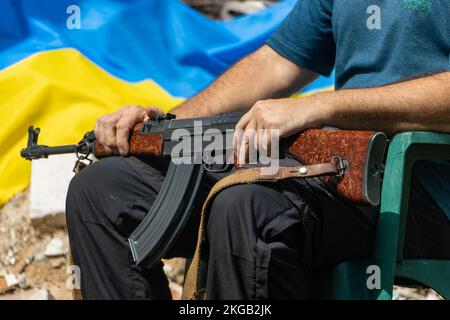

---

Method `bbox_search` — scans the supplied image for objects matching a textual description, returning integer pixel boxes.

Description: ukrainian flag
[0,0,334,206]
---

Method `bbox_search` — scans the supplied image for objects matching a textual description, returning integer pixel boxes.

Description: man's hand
[94,105,163,156]
[233,96,331,164]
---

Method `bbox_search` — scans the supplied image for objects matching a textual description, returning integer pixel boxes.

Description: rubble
[12,261,29,274]
[184,0,276,19]
[33,250,46,262]
[169,282,183,300]
[50,258,66,269]
[0,190,72,299]
[163,258,186,285]
[44,237,67,257]
[221,1,273,20]
[0,276,8,293]
[393,286,442,300]
[1,288,54,300]
[0,272,26,293]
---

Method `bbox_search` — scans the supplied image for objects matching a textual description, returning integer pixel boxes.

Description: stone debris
[163,258,186,285]
[0,272,26,293]
[44,238,67,257]
[163,264,174,274]
[221,1,273,20]
[5,273,21,288]
[6,249,16,266]
[0,276,8,293]
[50,258,65,269]
[393,286,442,300]
[33,250,46,262]
[1,288,54,300]
[169,282,183,300]
[12,261,29,274]
[184,0,277,19]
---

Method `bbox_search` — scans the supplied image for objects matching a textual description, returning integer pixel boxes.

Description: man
[66,0,450,299]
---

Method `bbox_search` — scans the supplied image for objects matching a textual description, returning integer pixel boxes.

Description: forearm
[171,45,318,119]
[320,72,450,135]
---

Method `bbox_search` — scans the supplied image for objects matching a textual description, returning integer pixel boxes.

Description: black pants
[66,157,450,299]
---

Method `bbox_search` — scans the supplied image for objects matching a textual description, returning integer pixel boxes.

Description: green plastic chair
[308,131,450,300]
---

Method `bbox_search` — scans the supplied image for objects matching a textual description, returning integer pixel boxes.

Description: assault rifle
[21,112,387,268]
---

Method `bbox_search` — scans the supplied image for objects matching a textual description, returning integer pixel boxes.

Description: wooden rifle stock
[283,130,387,205]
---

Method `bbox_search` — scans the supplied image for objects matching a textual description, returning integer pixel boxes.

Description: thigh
[207,175,378,270]
[204,177,378,299]
[70,156,220,258]
[68,156,169,236]
[206,182,304,299]
[276,177,379,270]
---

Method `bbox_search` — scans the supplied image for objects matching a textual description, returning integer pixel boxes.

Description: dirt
[0,190,72,299]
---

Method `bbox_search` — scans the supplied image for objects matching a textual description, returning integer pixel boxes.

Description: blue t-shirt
[266,0,450,218]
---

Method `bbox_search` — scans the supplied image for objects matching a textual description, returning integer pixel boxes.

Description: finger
[115,120,132,156]
[101,145,113,155]
[238,120,256,165]
[115,112,146,156]
[146,106,164,119]
[94,119,104,144]
[103,120,118,150]
[230,127,242,165]
[259,128,267,153]
[94,126,110,153]
[96,113,121,146]
[246,124,258,164]
[261,128,272,158]
[253,126,261,152]
[233,111,252,151]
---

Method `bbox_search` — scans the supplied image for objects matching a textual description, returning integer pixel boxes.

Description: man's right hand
[94,105,163,156]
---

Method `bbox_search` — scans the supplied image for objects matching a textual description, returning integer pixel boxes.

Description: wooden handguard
[94,123,164,158]
[283,129,387,205]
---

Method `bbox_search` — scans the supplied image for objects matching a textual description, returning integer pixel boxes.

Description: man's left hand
[233,96,332,164]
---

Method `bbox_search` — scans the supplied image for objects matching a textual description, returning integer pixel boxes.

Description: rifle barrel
[21,144,80,160]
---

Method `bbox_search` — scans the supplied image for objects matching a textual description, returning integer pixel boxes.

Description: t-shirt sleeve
[266,0,335,76]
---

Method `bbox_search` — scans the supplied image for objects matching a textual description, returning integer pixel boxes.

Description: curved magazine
[128,162,204,267]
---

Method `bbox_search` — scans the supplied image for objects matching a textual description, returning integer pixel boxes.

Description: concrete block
[29,154,78,226]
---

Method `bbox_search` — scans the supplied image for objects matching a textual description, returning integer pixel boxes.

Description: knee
[67,158,108,201]
[66,157,121,222]
[68,156,125,194]
[209,184,260,217]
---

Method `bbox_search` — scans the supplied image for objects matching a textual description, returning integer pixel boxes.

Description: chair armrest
[388,131,450,161]
[377,131,450,261]
[373,131,450,299]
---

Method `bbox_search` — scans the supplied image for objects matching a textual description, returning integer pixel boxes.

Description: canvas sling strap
[182,157,346,299]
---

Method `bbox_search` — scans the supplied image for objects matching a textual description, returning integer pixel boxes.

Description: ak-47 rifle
[21,112,387,268]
